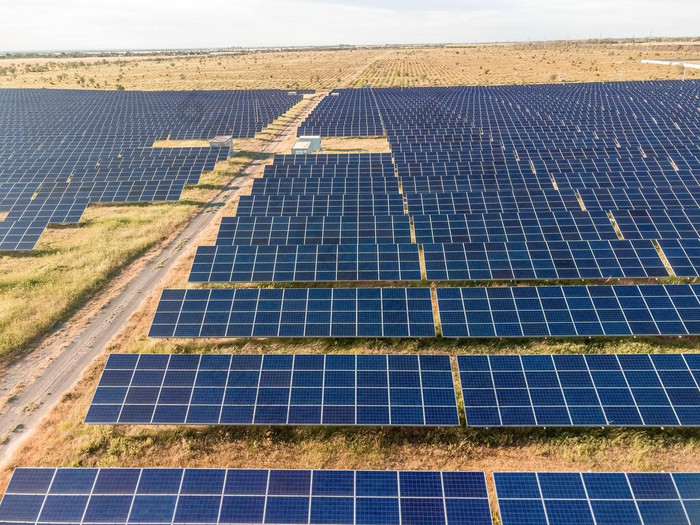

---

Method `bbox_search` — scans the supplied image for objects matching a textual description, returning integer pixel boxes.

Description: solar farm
[1,46,700,525]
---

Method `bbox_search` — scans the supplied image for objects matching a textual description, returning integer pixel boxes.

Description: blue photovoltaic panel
[405,190,583,215]
[85,353,459,426]
[250,177,400,196]
[271,152,392,165]
[412,211,619,244]
[611,209,700,240]
[0,468,493,525]
[423,240,668,281]
[400,174,547,193]
[437,285,700,338]
[495,471,700,525]
[579,186,700,210]
[658,239,700,277]
[149,288,436,338]
[215,216,412,246]
[189,244,422,282]
[235,194,406,216]
[263,163,395,178]
[458,354,700,427]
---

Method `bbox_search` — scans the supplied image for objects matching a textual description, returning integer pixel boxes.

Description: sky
[0,0,698,52]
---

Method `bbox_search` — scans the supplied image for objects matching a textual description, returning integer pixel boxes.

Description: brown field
[2,43,700,517]
[2,43,700,91]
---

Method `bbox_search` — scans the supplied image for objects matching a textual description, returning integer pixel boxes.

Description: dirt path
[0,93,327,467]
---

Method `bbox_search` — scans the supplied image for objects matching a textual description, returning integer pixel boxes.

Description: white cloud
[0,0,697,51]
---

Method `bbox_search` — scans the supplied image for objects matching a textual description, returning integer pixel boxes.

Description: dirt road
[0,93,326,467]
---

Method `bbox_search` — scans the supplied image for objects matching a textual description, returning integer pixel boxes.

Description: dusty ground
[2,42,699,91]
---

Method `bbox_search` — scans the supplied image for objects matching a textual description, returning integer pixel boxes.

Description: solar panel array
[0,89,307,250]
[438,285,700,338]
[0,468,493,525]
[149,288,436,338]
[86,353,459,426]
[189,244,422,282]
[458,353,700,427]
[297,89,384,136]
[150,81,700,339]
[4,467,698,524]
[494,472,700,525]
[423,240,668,280]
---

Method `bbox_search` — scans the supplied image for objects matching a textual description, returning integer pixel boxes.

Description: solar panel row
[458,353,700,427]
[189,243,422,282]
[438,285,700,338]
[150,284,700,339]
[149,288,436,338]
[84,352,700,428]
[423,240,668,280]
[215,216,412,246]
[494,471,700,525]
[0,468,493,525]
[235,194,406,217]
[2,468,698,525]
[85,354,459,426]
[187,239,678,283]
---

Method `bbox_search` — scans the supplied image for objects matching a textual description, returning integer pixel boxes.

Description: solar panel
[579,186,700,210]
[85,353,459,426]
[189,244,422,282]
[215,216,412,246]
[658,239,700,277]
[423,240,668,280]
[406,190,582,215]
[400,174,548,194]
[458,353,700,427]
[250,177,400,196]
[412,211,618,244]
[235,194,406,217]
[271,152,392,165]
[611,209,700,240]
[0,468,493,525]
[494,471,700,525]
[437,285,700,338]
[149,288,436,338]
[263,163,395,178]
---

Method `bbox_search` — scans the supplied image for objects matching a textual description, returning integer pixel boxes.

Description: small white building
[209,136,234,157]
[298,135,322,152]
[292,141,312,155]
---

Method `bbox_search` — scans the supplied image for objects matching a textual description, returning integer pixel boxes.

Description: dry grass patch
[152,139,211,148]
[319,136,392,154]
